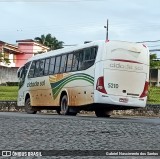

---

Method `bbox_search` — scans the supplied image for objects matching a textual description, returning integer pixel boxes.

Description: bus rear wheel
[95,110,111,118]
[25,98,37,114]
[59,95,77,116]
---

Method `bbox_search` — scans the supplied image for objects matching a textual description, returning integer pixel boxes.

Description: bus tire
[25,98,37,114]
[60,95,77,116]
[60,95,69,115]
[95,110,111,118]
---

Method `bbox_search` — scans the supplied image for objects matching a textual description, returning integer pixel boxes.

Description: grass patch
[0,86,160,104]
[0,86,18,101]
[147,87,160,104]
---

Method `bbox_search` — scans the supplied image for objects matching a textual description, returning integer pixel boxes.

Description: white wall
[0,66,18,84]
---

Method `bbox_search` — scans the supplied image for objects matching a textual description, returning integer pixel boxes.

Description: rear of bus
[94,41,149,109]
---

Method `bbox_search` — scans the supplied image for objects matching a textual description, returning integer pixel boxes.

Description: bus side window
[83,48,93,69]
[84,48,91,61]
[28,61,36,78]
[78,50,84,70]
[19,67,25,87]
[44,58,50,75]
[66,53,73,72]
[49,57,55,75]
[24,62,30,77]
[39,59,45,76]
[72,52,79,71]
[90,47,97,60]
[83,47,97,69]
[54,56,61,74]
[20,67,25,80]
[60,54,67,73]
[34,61,40,77]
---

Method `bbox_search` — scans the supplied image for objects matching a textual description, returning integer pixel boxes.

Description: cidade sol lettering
[110,63,143,71]
[27,81,39,87]
[27,80,45,87]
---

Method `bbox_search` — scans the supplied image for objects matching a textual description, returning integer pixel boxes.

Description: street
[0,112,160,158]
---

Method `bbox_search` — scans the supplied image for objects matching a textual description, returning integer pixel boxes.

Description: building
[16,39,49,67]
[150,68,160,86]
[0,40,22,67]
[0,39,49,84]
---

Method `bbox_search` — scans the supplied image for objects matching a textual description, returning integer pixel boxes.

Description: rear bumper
[94,91,147,108]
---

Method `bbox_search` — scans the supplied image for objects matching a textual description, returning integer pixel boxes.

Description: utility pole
[104,19,109,41]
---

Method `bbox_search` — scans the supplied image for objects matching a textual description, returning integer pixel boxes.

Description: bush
[0,83,7,86]
[147,86,160,104]
[6,82,19,86]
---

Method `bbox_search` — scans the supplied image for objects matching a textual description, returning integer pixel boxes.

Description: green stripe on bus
[51,73,94,89]
[50,73,94,99]
[52,77,94,99]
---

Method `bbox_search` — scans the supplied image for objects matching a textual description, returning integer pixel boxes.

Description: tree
[34,34,64,51]
[150,53,160,68]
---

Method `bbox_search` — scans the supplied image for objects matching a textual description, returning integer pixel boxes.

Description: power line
[150,49,160,51]
[138,40,160,43]
[1,20,160,32]
[0,0,107,2]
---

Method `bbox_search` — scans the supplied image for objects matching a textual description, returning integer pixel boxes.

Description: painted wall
[15,43,48,67]
[0,66,18,84]
[16,44,34,67]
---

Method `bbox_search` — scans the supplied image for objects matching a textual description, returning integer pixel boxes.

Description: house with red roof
[0,39,49,84]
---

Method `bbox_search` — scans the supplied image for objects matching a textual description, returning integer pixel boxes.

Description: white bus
[17,40,149,117]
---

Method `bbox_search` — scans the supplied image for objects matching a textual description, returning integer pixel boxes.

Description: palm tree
[34,34,64,50]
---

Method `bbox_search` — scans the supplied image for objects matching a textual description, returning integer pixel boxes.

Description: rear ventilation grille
[127,93,139,96]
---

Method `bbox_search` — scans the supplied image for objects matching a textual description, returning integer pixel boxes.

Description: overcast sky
[1,0,160,55]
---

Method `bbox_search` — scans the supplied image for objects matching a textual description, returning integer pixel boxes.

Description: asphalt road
[0,112,160,159]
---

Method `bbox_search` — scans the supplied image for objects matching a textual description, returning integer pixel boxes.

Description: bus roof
[26,40,104,63]
[25,40,147,64]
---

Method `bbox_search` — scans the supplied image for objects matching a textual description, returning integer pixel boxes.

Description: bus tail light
[96,76,107,94]
[140,81,149,98]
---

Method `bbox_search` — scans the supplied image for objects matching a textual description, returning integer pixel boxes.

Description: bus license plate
[119,98,128,103]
